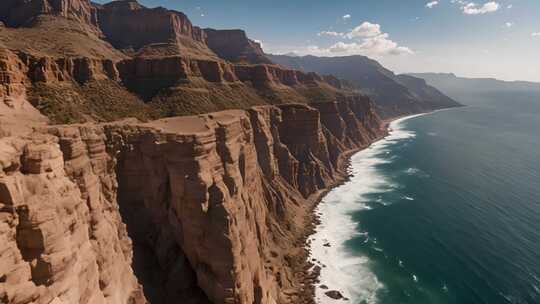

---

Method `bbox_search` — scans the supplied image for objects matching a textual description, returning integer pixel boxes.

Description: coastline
[299,109,446,304]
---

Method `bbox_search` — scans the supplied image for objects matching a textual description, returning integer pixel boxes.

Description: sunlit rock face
[0,101,384,304]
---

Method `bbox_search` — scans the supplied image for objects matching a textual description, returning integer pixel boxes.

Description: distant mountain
[268,54,461,118]
[409,73,540,105]
[394,74,460,110]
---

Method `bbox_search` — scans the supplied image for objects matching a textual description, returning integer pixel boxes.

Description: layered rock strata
[0,101,384,304]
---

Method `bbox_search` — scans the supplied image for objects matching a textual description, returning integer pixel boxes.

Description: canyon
[0,0,457,303]
[0,100,385,304]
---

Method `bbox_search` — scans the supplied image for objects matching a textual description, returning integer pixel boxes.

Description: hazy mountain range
[409,73,540,105]
[269,54,461,118]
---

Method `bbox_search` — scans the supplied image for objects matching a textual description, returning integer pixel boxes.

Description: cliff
[0,0,98,28]
[0,1,442,304]
[0,0,356,124]
[0,43,354,124]
[204,29,272,64]
[96,0,215,59]
[0,101,385,304]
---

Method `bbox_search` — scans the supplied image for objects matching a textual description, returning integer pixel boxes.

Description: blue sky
[95,0,540,81]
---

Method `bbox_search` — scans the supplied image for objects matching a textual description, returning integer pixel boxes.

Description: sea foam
[309,114,423,304]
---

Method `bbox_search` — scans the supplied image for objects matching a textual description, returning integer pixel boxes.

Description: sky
[95,0,540,82]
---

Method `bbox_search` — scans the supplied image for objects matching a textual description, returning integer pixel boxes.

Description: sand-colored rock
[19,54,119,84]
[0,101,384,304]
[204,29,272,65]
[0,0,98,28]
[96,0,210,56]
[0,132,145,304]
[0,48,48,136]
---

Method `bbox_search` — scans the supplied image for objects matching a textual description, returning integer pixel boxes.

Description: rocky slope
[0,99,385,304]
[268,54,461,118]
[0,0,354,125]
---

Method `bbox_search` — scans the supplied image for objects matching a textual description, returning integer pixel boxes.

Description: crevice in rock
[115,148,211,304]
[14,205,52,286]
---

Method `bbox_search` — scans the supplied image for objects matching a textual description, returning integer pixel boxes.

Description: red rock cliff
[204,29,272,64]
[0,0,98,27]
[0,101,384,304]
[96,0,208,53]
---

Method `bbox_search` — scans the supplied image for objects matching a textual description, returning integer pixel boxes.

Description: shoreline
[298,108,450,304]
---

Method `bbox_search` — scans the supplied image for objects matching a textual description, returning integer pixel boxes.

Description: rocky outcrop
[0,100,384,304]
[0,0,98,28]
[0,49,27,104]
[18,53,119,84]
[0,49,48,135]
[116,56,347,100]
[0,131,144,304]
[0,0,359,124]
[0,46,119,86]
[96,0,207,51]
[204,29,272,64]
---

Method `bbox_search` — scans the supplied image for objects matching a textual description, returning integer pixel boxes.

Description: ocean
[310,97,540,304]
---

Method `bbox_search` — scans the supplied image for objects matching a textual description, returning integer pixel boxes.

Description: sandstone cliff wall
[0,0,98,28]
[96,1,206,51]
[0,101,384,304]
[0,46,350,109]
[204,29,271,65]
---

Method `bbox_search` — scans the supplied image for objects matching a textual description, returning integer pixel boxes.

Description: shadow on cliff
[115,150,212,304]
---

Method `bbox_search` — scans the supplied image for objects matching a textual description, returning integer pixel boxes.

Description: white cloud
[505,22,513,28]
[426,1,439,8]
[342,14,351,20]
[532,32,540,37]
[312,22,413,57]
[462,1,500,15]
[507,4,513,9]
[345,22,382,39]
[318,31,345,37]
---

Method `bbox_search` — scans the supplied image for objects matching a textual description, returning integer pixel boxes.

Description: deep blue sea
[310,97,540,304]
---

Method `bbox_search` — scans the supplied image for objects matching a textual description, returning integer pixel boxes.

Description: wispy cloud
[426,1,439,9]
[342,14,351,21]
[532,32,540,37]
[461,1,500,15]
[318,31,345,37]
[504,22,513,28]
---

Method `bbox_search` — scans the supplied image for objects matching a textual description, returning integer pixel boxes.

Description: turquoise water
[311,98,540,304]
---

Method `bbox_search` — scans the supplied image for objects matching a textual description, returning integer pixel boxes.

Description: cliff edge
[1,100,384,304]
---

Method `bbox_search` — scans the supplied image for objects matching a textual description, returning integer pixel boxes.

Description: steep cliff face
[204,29,271,64]
[0,101,384,304]
[0,48,48,135]
[96,0,212,59]
[18,53,119,84]
[0,44,353,123]
[0,130,145,304]
[0,0,364,125]
[0,0,98,28]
